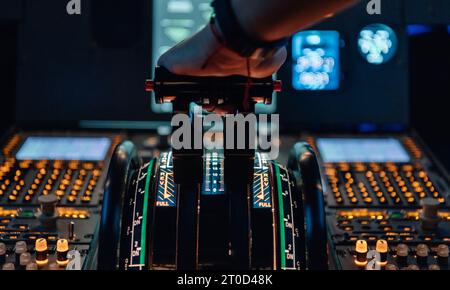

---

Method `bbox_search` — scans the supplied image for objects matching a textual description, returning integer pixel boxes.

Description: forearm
[232,0,359,42]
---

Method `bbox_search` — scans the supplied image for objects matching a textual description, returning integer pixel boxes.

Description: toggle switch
[68,221,76,241]
[35,238,48,267]
[376,239,388,266]
[355,240,368,267]
[57,239,69,267]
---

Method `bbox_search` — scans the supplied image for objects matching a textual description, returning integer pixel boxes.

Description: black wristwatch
[210,0,288,59]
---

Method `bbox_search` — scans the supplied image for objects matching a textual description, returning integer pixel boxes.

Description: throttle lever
[145,66,282,269]
[146,66,281,113]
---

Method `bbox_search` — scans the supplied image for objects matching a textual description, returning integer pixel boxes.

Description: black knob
[420,198,441,231]
[37,194,59,230]
[38,194,58,216]
[437,244,449,267]
[416,244,429,266]
[0,243,6,265]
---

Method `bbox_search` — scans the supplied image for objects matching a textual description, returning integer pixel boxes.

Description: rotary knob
[0,242,6,265]
[37,194,59,230]
[395,243,409,267]
[416,244,429,266]
[437,244,449,267]
[420,198,441,231]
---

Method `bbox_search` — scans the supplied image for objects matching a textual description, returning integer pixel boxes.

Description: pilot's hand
[157,24,287,78]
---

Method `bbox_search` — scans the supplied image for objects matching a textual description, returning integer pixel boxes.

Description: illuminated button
[416,244,429,266]
[57,239,69,267]
[376,239,388,266]
[26,262,38,270]
[81,196,91,203]
[67,196,76,203]
[355,240,368,267]
[35,238,49,266]
[363,197,373,204]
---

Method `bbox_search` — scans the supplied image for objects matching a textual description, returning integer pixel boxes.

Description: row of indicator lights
[338,209,450,221]
[0,207,89,219]
[355,240,449,270]
[340,228,444,243]
[403,138,423,159]
[0,161,102,204]
[365,171,390,204]
[1,135,21,157]
[325,163,444,205]
[0,238,70,270]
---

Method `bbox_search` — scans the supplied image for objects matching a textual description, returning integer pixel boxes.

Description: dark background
[0,0,449,163]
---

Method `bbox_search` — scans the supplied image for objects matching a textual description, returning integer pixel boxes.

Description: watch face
[358,23,398,65]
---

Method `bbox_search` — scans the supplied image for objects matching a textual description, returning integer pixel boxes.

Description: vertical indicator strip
[274,164,298,270]
[274,163,286,269]
[141,159,154,266]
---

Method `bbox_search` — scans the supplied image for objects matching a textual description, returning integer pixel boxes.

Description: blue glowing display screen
[16,137,111,161]
[292,30,340,90]
[358,23,398,65]
[317,138,410,163]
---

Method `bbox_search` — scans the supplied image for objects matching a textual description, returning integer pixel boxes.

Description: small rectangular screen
[292,30,340,90]
[16,137,111,161]
[316,138,410,163]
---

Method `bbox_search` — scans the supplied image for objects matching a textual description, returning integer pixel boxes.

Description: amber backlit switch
[35,238,49,267]
[355,240,368,267]
[57,239,70,267]
[376,239,388,266]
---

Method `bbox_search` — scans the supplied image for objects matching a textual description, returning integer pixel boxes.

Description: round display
[358,24,398,65]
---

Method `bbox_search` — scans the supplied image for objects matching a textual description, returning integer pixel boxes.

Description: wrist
[210,0,288,59]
